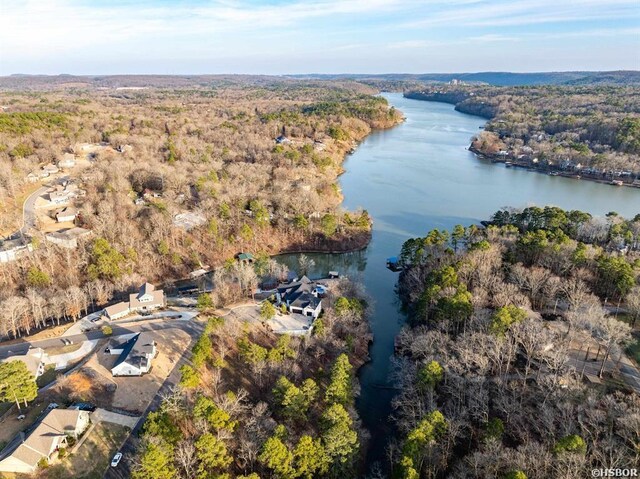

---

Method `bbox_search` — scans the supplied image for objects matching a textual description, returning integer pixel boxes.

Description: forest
[0,78,401,339]
[130,276,373,479]
[388,206,640,478]
[405,85,640,177]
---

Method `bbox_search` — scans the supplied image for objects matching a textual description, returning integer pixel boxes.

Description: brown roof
[0,409,85,470]
[104,301,130,317]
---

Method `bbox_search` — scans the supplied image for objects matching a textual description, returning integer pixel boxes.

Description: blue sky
[0,0,639,75]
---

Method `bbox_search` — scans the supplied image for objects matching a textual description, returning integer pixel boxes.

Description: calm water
[278,93,640,473]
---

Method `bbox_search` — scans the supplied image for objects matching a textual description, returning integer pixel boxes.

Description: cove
[276,92,640,473]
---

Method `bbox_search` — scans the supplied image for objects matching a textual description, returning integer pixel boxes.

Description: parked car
[17,414,25,421]
[70,402,96,412]
[47,403,59,410]
[111,452,123,467]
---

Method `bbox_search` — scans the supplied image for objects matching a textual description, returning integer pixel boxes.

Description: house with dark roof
[275,276,323,319]
[0,409,89,473]
[106,333,156,376]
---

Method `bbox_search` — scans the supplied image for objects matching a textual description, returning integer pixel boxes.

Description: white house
[42,163,59,176]
[106,333,157,376]
[0,239,33,263]
[45,227,91,249]
[103,282,165,320]
[55,207,77,223]
[129,282,165,313]
[58,153,76,169]
[1,348,48,379]
[0,409,89,474]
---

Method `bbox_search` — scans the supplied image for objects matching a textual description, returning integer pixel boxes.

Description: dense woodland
[129,277,372,479]
[0,79,401,338]
[406,85,640,176]
[389,206,640,478]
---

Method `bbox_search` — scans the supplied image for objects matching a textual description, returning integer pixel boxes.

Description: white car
[111,452,123,467]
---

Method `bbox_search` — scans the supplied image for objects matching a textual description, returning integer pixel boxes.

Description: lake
[276,92,640,473]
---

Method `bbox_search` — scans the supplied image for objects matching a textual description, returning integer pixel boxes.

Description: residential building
[42,163,59,176]
[0,409,90,474]
[104,301,130,320]
[45,227,91,249]
[103,282,165,320]
[275,275,323,319]
[55,207,77,223]
[58,153,76,169]
[1,348,48,379]
[0,239,33,263]
[129,282,165,312]
[106,333,157,376]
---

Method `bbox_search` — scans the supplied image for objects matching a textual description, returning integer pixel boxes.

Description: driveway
[93,408,140,429]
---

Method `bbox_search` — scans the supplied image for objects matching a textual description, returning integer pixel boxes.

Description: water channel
[276,92,640,473]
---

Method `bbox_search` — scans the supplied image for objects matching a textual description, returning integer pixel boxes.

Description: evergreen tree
[0,361,38,410]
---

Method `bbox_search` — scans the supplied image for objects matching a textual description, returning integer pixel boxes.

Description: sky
[0,0,639,75]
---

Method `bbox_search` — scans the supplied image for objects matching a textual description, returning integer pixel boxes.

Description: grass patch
[45,342,83,356]
[43,422,129,479]
[36,365,60,389]
[626,333,640,366]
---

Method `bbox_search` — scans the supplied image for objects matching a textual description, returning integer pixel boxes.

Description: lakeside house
[106,333,157,376]
[275,275,323,319]
[0,409,90,474]
[103,282,165,320]
[0,348,48,379]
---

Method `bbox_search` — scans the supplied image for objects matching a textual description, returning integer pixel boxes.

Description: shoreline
[404,93,640,190]
[469,146,640,189]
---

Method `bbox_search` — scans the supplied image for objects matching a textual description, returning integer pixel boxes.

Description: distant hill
[1,71,639,90]
[291,71,640,86]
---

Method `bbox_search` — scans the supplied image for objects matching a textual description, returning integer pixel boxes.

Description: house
[58,153,76,169]
[0,409,90,474]
[25,172,39,183]
[103,282,165,320]
[48,185,72,205]
[1,348,48,379]
[45,227,91,249]
[106,333,156,376]
[275,275,323,319]
[42,163,59,176]
[104,301,130,320]
[55,207,77,223]
[129,282,165,313]
[0,238,33,263]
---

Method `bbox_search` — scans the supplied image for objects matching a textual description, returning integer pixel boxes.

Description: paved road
[19,185,48,235]
[103,320,204,479]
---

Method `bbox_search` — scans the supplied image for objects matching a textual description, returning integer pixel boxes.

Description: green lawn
[36,365,59,389]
